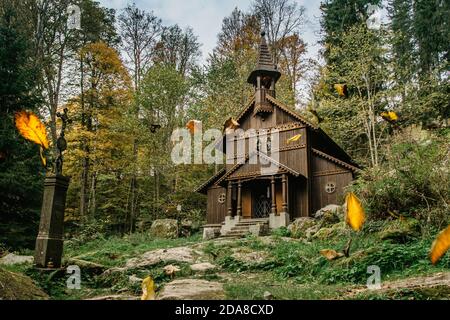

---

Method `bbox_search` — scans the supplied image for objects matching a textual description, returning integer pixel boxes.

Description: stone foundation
[269,212,290,229]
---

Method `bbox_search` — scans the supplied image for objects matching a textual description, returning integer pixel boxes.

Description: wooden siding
[206,186,227,224]
[289,176,308,218]
[311,155,353,213]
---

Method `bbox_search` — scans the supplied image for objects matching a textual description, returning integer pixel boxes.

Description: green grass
[223,272,349,300]
[3,225,449,300]
[64,232,202,267]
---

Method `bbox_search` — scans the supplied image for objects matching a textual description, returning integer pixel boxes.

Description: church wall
[311,155,353,213]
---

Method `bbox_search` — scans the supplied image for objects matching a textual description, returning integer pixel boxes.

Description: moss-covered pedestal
[34,174,70,269]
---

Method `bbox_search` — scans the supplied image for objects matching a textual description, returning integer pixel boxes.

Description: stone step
[235,221,268,225]
[230,226,252,231]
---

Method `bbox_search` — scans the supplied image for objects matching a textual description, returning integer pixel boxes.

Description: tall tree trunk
[79,57,89,217]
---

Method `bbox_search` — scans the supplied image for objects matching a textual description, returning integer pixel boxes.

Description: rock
[125,247,202,269]
[150,219,179,239]
[305,225,321,240]
[315,204,343,222]
[313,222,348,240]
[287,217,317,238]
[164,264,181,277]
[378,218,420,243]
[263,291,274,300]
[320,249,345,261]
[66,258,106,274]
[157,279,225,300]
[128,275,142,284]
[86,294,139,300]
[0,253,33,266]
[203,226,221,240]
[0,268,49,300]
[180,220,193,237]
[190,262,217,272]
[232,248,269,264]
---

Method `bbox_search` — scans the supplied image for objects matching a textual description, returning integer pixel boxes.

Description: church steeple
[248,31,281,117]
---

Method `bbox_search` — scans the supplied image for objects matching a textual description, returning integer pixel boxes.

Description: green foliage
[271,227,291,237]
[349,132,450,228]
[0,7,43,249]
[320,0,382,64]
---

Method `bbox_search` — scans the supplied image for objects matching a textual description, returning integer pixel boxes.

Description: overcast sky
[98,0,324,64]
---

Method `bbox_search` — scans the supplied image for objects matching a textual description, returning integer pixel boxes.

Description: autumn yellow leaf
[15,111,49,149]
[163,264,181,277]
[186,120,202,134]
[320,249,344,261]
[141,276,156,300]
[345,192,365,231]
[430,225,450,265]
[223,117,240,131]
[381,111,398,122]
[287,134,302,144]
[334,84,348,97]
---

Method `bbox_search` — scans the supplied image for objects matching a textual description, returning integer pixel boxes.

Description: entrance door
[252,183,271,218]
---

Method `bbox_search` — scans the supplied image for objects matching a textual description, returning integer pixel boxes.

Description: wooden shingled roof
[247,31,281,85]
[195,167,226,194]
[312,148,359,172]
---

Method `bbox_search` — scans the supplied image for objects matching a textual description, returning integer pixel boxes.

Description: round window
[218,193,226,204]
[325,182,336,194]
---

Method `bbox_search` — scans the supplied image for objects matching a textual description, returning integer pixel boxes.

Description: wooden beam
[226,181,233,217]
[236,180,242,217]
[271,176,277,215]
[281,174,288,214]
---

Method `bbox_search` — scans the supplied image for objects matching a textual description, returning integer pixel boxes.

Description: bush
[349,132,450,229]
[271,227,291,237]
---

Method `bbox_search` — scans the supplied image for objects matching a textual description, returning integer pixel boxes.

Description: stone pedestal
[269,212,290,229]
[34,175,70,269]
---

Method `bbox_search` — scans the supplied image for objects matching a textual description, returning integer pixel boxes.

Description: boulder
[305,225,321,240]
[313,222,348,240]
[0,268,49,300]
[150,219,179,239]
[125,247,201,269]
[231,248,270,264]
[157,279,225,300]
[0,253,33,266]
[66,258,106,275]
[287,217,317,238]
[190,262,217,272]
[128,275,142,284]
[314,204,342,225]
[378,218,420,243]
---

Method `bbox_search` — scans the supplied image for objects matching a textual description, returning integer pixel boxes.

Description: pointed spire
[247,31,281,85]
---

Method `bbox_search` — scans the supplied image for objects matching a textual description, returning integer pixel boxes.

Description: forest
[0,0,449,301]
